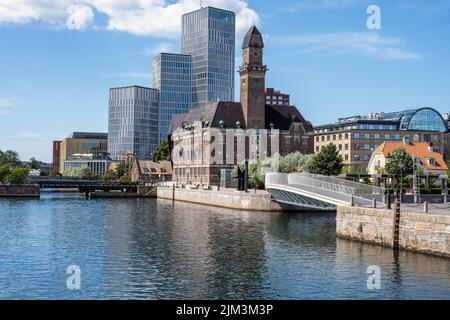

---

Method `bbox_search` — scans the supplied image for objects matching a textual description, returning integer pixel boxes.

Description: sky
[0,0,450,162]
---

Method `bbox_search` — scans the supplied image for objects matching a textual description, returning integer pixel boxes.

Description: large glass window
[401,108,447,132]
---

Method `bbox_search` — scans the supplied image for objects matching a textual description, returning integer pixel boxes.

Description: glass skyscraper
[108,86,159,160]
[152,53,192,142]
[182,6,235,107]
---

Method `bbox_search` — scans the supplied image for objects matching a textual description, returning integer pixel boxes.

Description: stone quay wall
[336,205,450,257]
[157,186,300,212]
[0,184,40,198]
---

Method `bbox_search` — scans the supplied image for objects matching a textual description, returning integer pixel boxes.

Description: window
[345,144,349,150]
[364,144,370,150]
[364,133,370,139]
[374,133,380,139]
[384,134,390,140]
[394,134,400,140]
[354,133,360,139]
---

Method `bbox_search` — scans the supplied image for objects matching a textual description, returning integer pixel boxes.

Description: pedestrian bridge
[265,172,386,211]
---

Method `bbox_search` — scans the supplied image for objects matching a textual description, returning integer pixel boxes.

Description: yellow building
[57,132,108,174]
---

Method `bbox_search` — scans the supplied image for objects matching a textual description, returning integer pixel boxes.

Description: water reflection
[0,195,449,299]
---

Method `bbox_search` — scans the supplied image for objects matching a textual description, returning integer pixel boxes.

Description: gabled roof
[265,105,314,131]
[242,26,264,49]
[169,101,245,131]
[374,141,448,172]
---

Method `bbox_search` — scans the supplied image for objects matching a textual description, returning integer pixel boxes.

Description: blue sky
[0,0,449,162]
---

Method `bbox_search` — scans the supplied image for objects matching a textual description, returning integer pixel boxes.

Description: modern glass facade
[152,53,192,142]
[182,6,235,107]
[108,86,159,160]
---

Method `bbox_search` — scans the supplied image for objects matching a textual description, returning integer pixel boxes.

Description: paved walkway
[401,203,450,215]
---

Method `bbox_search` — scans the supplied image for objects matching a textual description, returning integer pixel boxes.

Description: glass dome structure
[382,107,447,133]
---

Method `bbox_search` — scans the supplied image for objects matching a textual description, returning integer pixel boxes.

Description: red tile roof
[375,141,448,172]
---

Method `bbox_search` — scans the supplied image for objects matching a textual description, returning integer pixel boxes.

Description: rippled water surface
[0,193,449,299]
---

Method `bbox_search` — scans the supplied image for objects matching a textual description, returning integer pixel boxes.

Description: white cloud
[66,4,94,30]
[142,42,176,56]
[103,72,151,78]
[0,97,18,108]
[280,0,366,12]
[270,32,421,61]
[0,0,259,37]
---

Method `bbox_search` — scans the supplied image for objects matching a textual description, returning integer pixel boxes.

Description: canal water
[0,193,449,300]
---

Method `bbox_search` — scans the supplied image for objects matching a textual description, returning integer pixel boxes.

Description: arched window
[400,108,447,132]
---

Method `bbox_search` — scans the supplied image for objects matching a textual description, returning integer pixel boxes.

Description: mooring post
[392,198,401,250]
[172,184,175,203]
[423,201,428,213]
[350,195,354,207]
[373,198,377,208]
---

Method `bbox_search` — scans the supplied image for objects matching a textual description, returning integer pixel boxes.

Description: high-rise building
[265,88,290,108]
[52,140,62,173]
[182,6,235,107]
[152,53,192,142]
[108,86,159,160]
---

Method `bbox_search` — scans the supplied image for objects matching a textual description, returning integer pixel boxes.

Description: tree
[100,170,117,182]
[119,175,131,183]
[307,143,343,176]
[115,160,131,178]
[385,147,413,179]
[153,140,171,161]
[29,157,43,170]
[0,164,12,183]
[80,167,96,180]
[0,150,21,166]
[5,167,29,184]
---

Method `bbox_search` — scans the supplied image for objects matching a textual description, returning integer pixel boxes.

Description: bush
[119,175,131,183]
[5,167,29,184]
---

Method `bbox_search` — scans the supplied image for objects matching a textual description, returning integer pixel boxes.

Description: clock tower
[239,26,267,129]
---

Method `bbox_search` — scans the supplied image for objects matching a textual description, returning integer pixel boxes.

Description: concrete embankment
[336,205,450,257]
[0,185,40,198]
[157,186,301,212]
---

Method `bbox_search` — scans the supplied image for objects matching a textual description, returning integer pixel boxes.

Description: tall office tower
[153,53,192,142]
[182,6,235,107]
[108,86,159,160]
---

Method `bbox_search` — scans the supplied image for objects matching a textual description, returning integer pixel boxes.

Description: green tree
[278,152,313,173]
[0,150,21,166]
[81,167,96,180]
[153,140,171,161]
[5,167,29,184]
[307,143,343,176]
[115,160,132,178]
[0,164,12,183]
[100,170,117,182]
[29,157,43,170]
[119,175,131,183]
[385,147,413,179]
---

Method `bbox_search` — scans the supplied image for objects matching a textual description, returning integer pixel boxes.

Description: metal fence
[266,172,386,207]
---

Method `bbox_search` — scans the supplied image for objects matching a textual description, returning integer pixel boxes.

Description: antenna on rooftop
[200,0,203,8]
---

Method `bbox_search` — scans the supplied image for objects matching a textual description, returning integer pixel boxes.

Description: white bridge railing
[266,172,386,207]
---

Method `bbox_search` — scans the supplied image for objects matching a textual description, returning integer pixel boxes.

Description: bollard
[350,195,354,207]
[423,201,428,213]
[373,198,377,208]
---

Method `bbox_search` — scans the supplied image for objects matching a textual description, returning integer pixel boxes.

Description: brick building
[265,88,290,107]
[169,26,314,186]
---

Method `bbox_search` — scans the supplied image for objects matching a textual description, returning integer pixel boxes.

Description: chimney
[428,142,434,152]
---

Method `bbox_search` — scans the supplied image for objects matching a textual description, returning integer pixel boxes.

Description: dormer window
[427,158,436,166]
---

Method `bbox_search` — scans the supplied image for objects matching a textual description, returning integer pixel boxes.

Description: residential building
[170,26,314,186]
[152,53,192,142]
[108,86,159,160]
[63,153,115,177]
[314,108,448,171]
[265,88,290,107]
[181,6,235,107]
[52,140,62,173]
[130,159,173,183]
[58,132,108,174]
[367,140,449,175]
[443,112,450,161]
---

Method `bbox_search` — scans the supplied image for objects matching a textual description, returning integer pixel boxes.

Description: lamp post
[386,152,392,209]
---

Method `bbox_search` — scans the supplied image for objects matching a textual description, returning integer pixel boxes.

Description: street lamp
[386,152,392,209]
